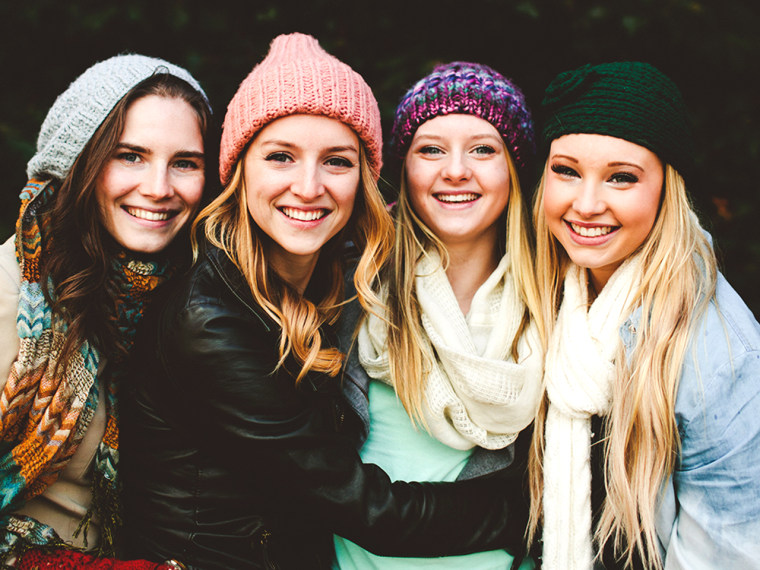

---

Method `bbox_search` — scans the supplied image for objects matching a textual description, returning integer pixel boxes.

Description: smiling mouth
[280,207,328,221]
[568,221,618,237]
[125,207,177,221]
[434,192,480,204]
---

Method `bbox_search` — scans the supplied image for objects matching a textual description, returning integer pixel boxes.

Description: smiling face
[243,114,360,284]
[95,94,205,254]
[404,114,510,252]
[543,133,664,290]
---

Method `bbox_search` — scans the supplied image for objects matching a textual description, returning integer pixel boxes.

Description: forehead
[413,113,501,139]
[550,133,661,167]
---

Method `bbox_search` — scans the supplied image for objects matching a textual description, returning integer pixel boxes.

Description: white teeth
[436,193,479,203]
[282,207,326,221]
[126,207,171,221]
[570,222,614,237]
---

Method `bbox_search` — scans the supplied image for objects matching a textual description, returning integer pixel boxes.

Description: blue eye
[550,163,579,178]
[418,145,443,155]
[117,152,140,163]
[473,145,496,155]
[174,159,202,170]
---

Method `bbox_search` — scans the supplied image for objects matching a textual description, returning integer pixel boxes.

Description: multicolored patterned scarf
[0,179,175,561]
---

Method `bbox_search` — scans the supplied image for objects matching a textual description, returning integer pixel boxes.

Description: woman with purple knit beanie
[333,62,543,568]
[121,35,532,570]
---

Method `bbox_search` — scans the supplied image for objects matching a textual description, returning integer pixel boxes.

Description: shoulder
[0,235,20,392]
[674,272,760,467]
[0,235,20,291]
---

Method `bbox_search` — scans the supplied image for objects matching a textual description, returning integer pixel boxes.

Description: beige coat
[0,235,105,548]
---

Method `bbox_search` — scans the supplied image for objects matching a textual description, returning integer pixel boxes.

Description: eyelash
[473,145,496,155]
[117,152,140,163]
[550,163,578,177]
[266,152,292,163]
[609,172,639,184]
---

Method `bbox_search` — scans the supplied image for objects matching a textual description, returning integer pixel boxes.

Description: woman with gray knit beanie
[530,61,760,569]
[0,53,211,568]
[333,61,543,569]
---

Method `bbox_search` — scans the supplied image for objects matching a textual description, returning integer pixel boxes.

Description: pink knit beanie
[219,33,382,185]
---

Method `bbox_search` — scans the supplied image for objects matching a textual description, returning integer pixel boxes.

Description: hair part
[41,72,211,373]
[386,148,546,425]
[528,164,717,569]
[193,142,393,383]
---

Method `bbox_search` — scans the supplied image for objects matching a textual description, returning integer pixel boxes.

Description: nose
[442,152,472,183]
[140,166,175,200]
[291,163,325,200]
[572,182,606,217]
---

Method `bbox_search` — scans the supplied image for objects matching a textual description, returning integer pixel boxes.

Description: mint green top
[333,381,532,569]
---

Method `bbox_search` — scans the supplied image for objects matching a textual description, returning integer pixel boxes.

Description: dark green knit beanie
[541,61,694,178]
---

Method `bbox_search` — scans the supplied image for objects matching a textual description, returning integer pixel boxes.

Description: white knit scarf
[542,256,642,569]
[358,249,543,450]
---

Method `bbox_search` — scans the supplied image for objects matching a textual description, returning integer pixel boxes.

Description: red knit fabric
[16,549,176,569]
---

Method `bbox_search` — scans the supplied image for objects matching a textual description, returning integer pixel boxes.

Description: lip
[433,191,481,208]
[278,206,331,227]
[563,219,620,245]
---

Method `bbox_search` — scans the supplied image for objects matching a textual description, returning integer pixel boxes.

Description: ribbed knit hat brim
[219,33,382,185]
[541,62,693,178]
[27,54,209,182]
[389,61,535,176]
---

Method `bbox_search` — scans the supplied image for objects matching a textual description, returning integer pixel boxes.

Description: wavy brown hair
[193,142,393,383]
[41,73,211,372]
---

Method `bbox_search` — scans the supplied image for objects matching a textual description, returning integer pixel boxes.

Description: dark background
[1,0,757,317]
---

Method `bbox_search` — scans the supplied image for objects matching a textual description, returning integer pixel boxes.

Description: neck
[270,250,319,295]
[444,237,501,315]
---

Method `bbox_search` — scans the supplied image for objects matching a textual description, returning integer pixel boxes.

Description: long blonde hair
[529,164,717,568]
[386,149,545,424]
[192,144,393,384]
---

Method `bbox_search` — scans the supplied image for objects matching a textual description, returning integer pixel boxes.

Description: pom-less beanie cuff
[389,61,536,176]
[541,61,693,178]
[26,54,209,182]
[218,33,382,185]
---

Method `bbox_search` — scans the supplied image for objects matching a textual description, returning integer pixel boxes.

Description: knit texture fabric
[219,33,382,184]
[26,54,208,182]
[542,257,642,570]
[358,249,544,450]
[541,61,693,178]
[389,61,535,176]
[0,180,174,561]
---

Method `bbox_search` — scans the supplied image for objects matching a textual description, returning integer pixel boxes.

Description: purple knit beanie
[390,61,535,174]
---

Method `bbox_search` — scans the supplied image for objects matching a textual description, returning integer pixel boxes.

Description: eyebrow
[116,142,204,159]
[550,154,579,163]
[608,161,643,170]
[414,133,501,142]
[260,140,359,154]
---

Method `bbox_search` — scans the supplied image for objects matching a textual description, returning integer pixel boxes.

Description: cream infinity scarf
[358,249,543,450]
[542,256,642,569]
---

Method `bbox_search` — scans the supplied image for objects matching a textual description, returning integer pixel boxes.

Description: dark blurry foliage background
[1,0,757,316]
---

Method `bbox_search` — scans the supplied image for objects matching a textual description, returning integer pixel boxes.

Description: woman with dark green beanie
[529,61,760,569]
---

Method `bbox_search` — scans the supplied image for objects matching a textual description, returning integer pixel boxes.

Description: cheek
[179,177,205,210]
[542,183,567,232]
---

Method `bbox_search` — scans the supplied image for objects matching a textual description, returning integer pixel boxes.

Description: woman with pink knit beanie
[120,33,529,569]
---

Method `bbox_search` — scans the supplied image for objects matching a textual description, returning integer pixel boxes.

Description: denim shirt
[620,272,760,569]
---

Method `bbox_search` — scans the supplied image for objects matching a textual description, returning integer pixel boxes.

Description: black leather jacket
[120,242,529,570]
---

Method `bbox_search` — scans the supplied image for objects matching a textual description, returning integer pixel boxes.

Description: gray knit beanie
[26,53,209,181]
